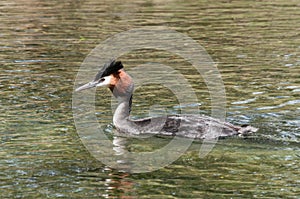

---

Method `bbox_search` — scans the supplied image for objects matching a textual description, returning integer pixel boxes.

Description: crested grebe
[75,59,258,139]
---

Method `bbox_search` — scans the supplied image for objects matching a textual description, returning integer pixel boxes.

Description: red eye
[99,78,105,83]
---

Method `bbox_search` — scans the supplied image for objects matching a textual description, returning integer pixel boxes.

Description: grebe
[75,59,258,139]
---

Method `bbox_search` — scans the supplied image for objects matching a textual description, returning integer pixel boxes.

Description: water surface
[0,0,299,198]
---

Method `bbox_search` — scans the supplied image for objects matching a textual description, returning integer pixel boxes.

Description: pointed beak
[75,81,98,92]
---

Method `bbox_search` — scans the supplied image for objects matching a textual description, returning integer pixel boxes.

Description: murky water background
[1,0,299,198]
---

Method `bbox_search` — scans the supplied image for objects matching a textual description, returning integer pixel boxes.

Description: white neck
[113,98,130,123]
[113,96,138,134]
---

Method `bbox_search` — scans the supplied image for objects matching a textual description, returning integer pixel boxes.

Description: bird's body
[76,59,258,139]
[119,114,256,139]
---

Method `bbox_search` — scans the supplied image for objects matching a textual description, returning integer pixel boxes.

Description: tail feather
[238,125,258,135]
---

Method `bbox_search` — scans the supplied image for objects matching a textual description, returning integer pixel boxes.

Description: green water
[1,0,299,198]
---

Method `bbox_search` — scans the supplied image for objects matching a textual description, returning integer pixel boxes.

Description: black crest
[94,59,123,80]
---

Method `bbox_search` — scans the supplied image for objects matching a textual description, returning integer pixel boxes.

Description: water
[1,0,299,198]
